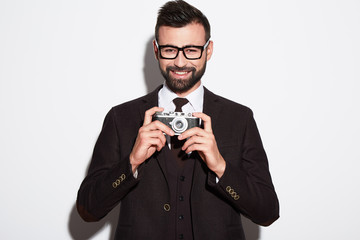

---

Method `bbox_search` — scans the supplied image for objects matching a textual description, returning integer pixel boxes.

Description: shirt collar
[158,81,204,113]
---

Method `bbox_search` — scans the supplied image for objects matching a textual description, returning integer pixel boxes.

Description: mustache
[166,66,196,72]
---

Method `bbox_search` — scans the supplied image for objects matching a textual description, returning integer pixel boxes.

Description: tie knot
[173,97,189,112]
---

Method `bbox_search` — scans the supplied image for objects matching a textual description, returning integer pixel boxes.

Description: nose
[174,50,187,68]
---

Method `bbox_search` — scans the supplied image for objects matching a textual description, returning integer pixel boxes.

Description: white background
[1,0,359,239]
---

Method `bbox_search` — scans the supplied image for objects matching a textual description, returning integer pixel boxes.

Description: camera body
[153,112,200,135]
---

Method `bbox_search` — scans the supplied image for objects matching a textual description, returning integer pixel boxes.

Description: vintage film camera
[153,112,200,135]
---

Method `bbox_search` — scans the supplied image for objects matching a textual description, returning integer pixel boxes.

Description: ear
[206,40,213,61]
[153,40,159,60]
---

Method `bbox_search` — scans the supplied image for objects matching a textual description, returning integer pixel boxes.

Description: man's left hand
[178,112,226,178]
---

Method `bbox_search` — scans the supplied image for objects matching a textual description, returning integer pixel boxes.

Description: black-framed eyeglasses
[155,39,210,60]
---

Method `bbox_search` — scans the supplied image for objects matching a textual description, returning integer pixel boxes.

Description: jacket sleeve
[207,108,279,226]
[76,108,139,222]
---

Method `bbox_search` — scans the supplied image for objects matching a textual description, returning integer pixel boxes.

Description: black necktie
[173,97,189,112]
[171,98,189,167]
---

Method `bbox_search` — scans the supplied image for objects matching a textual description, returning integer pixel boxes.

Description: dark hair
[155,0,211,42]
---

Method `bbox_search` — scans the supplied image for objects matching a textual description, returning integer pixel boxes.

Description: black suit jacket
[77,86,279,240]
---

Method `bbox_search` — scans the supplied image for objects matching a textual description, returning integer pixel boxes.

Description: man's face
[154,23,213,95]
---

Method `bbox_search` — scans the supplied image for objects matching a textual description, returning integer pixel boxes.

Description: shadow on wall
[67,37,260,240]
[143,36,164,93]
[68,204,119,240]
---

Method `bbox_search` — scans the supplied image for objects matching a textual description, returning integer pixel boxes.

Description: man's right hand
[129,106,174,173]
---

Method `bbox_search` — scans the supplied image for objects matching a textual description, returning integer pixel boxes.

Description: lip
[170,70,192,78]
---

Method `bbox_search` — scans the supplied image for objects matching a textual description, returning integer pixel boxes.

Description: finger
[150,120,175,136]
[192,112,212,133]
[181,135,205,151]
[178,126,204,140]
[183,142,207,154]
[143,107,164,126]
[147,137,167,151]
[139,128,168,147]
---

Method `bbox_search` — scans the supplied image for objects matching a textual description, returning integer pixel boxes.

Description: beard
[159,62,207,94]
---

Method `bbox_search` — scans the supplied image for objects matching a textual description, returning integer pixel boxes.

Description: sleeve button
[163,203,171,212]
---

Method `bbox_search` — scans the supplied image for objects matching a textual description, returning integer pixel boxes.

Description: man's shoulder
[112,94,148,110]
[111,86,161,113]
[204,87,252,113]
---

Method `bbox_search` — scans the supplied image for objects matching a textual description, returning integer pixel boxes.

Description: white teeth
[175,71,188,75]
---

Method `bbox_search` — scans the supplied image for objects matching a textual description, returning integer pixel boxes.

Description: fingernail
[178,134,183,140]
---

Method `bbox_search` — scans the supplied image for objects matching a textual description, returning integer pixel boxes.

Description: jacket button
[120,174,126,181]
[163,203,171,212]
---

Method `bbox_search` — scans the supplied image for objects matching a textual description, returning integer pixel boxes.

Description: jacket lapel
[191,88,223,190]
[138,85,162,122]
[138,85,171,182]
[203,87,222,131]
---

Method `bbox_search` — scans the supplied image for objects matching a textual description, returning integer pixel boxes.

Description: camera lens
[175,121,184,129]
[171,117,188,134]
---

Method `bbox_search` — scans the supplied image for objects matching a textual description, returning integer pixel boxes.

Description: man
[77,1,279,239]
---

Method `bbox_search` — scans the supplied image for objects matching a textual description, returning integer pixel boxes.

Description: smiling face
[154,22,213,97]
